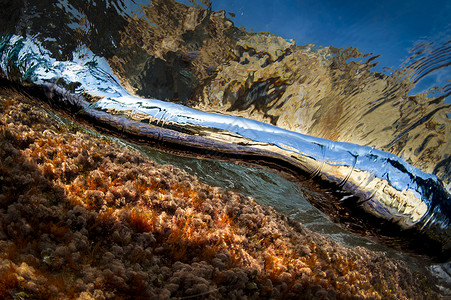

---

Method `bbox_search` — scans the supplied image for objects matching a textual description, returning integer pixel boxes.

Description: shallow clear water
[135,144,412,255]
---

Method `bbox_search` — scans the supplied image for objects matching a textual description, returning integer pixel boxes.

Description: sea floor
[0,85,444,299]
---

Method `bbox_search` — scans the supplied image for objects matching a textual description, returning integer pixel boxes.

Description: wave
[1,33,450,258]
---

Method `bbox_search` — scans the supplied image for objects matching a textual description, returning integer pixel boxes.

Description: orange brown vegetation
[0,93,440,299]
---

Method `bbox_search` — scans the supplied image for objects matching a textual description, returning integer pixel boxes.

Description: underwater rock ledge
[0,84,445,299]
[36,81,451,259]
[1,77,448,261]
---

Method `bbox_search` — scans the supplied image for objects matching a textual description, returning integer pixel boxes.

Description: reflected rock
[189,34,450,192]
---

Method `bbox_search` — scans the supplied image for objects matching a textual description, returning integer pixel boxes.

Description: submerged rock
[0,90,443,300]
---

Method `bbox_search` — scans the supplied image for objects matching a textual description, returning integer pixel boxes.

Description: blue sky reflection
[211,0,450,100]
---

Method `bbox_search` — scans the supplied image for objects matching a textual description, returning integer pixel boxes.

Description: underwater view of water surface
[0,0,450,298]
